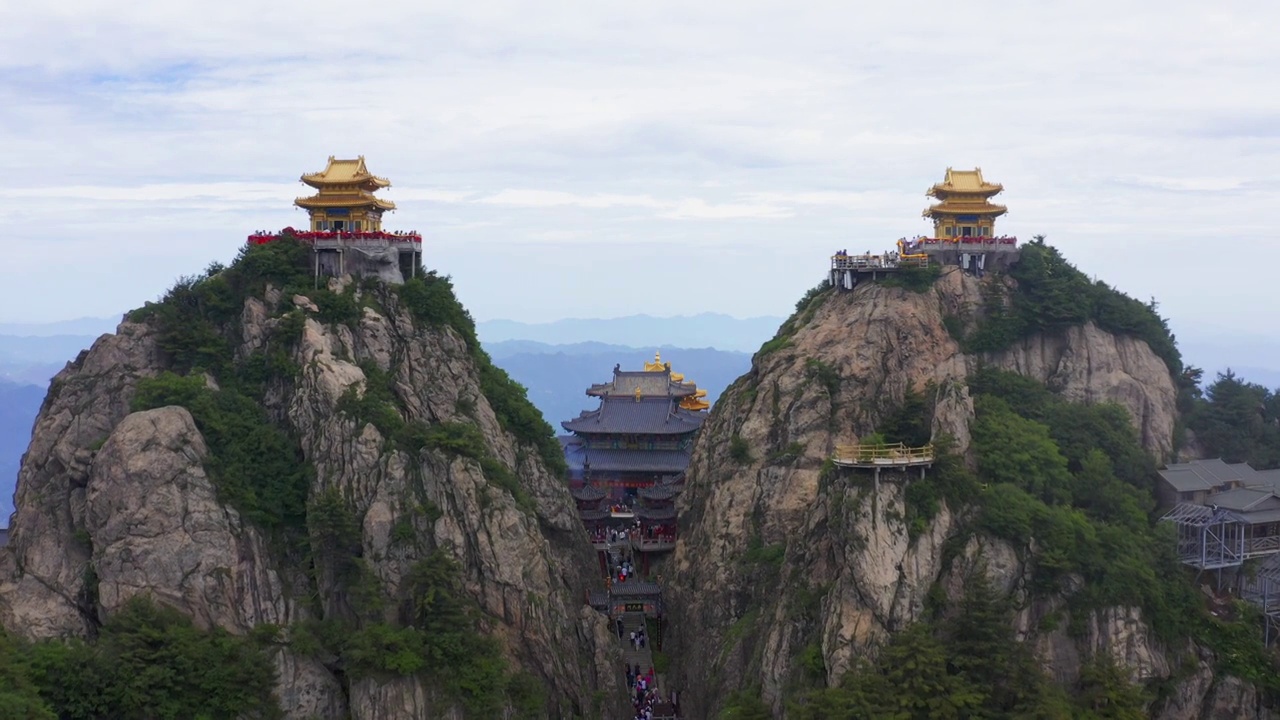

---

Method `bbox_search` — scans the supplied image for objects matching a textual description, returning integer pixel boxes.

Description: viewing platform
[247,228,422,249]
[830,251,929,272]
[833,442,935,490]
[832,443,935,468]
[246,227,424,285]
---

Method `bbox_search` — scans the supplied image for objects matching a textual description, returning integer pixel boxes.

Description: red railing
[909,236,1018,248]
[247,227,422,245]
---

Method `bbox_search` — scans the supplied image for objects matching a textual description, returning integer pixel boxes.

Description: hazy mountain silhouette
[477,313,784,353]
[0,333,101,384]
[0,381,45,520]
[0,316,119,337]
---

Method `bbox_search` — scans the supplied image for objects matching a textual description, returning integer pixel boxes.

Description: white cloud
[1117,175,1248,193]
[476,190,663,210]
[0,0,1277,363]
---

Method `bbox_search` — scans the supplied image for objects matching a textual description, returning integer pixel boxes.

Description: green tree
[1073,656,1147,719]
[0,630,55,719]
[133,372,311,532]
[720,690,773,719]
[21,597,278,720]
[972,396,1071,502]
[1189,371,1280,468]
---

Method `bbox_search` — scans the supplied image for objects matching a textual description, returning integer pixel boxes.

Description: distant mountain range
[477,313,784,353]
[0,381,45,520]
[0,316,120,338]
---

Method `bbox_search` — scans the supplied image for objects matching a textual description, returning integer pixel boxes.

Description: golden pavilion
[645,352,710,411]
[922,167,1007,239]
[295,156,396,232]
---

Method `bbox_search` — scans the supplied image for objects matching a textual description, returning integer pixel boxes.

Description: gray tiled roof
[579,509,609,521]
[638,485,678,501]
[1205,488,1280,512]
[562,397,705,436]
[1159,459,1260,493]
[1241,509,1280,525]
[567,447,693,473]
[1255,469,1280,492]
[587,368,698,398]
[570,485,608,502]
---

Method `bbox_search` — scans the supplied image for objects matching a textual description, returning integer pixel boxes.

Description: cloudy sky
[2,1,1277,361]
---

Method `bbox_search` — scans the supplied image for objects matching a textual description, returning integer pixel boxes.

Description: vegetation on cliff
[128,238,564,476]
[0,596,279,719]
[962,239,1182,373]
[1184,369,1280,469]
[716,243,1279,718]
[781,578,1147,719]
[735,371,1279,717]
[86,239,570,716]
[132,372,311,532]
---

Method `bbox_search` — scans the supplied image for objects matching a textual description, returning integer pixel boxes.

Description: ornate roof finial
[634,387,642,402]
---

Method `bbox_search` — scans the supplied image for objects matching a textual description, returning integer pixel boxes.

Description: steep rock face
[1156,650,1278,720]
[667,269,1189,717]
[0,282,624,719]
[0,323,160,639]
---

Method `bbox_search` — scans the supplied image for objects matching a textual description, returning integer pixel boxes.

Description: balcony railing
[830,253,930,271]
[1246,535,1280,558]
[906,236,1018,253]
[247,227,422,246]
[631,536,676,552]
[832,442,935,468]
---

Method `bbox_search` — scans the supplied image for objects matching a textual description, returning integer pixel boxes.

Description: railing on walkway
[1247,535,1280,559]
[832,442,935,468]
[830,253,929,271]
[632,537,677,552]
[247,228,423,246]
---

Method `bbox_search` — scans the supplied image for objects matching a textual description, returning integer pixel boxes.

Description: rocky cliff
[0,258,626,718]
[666,266,1274,718]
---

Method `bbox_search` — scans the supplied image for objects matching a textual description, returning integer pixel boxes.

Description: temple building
[830,167,1020,289]
[922,167,1008,239]
[246,156,423,284]
[560,354,707,490]
[295,155,394,232]
[562,354,707,573]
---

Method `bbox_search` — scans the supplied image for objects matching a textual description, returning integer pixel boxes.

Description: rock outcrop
[666,268,1266,718]
[0,280,625,719]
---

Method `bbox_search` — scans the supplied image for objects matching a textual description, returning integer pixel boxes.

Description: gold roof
[295,191,396,211]
[923,199,1007,218]
[927,167,1003,199]
[642,352,708,411]
[301,156,392,191]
